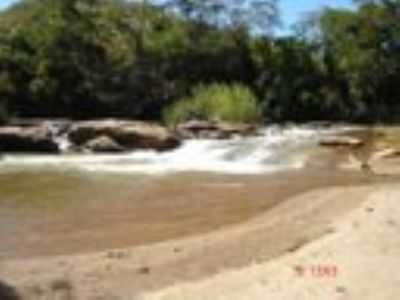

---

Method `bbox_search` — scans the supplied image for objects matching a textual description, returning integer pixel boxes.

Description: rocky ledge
[68,120,181,152]
[174,120,258,140]
[0,125,59,153]
[0,119,259,154]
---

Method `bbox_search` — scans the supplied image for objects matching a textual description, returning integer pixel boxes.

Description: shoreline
[142,181,400,300]
[0,167,389,260]
[1,126,400,299]
[1,164,399,299]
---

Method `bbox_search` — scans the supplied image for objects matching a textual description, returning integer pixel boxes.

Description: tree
[294,1,400,121]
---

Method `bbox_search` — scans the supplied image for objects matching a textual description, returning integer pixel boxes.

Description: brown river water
[0,125,393,259]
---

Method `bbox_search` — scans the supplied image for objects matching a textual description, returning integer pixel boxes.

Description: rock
[336,286,347,294]
[178,120,219,132]
[218,122,258,136]
[8,119,72,139]
[319,136,364,148]
[68,120,180,151]
[0,126,59,153]
[0,281,20,300]
[84,136,125,153]
[137,267,151,275]
[198,130,231,140]
[176,120,258,140]
[365,207,375,213]
[106,250,127,259]
[175,120,218,139]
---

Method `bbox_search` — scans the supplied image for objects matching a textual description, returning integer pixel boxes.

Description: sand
[0,169,381,259]
[142,184,400,300]
[1,156,400,299]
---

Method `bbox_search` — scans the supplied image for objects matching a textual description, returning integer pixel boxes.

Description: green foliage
[0,0,270,120]
[0,0,399,124]
[163,83,262,126]
[308,1,400,121]
[0,101,9,125]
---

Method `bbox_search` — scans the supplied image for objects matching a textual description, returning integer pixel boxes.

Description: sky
[280,0,354,32]
[0,0,355,33]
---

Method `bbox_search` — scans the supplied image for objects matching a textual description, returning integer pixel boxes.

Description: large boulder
[8,119,72,135]
[84,135,125,153]
[0,126,59,153]
[68,120,181,151]
[176,120,258,139]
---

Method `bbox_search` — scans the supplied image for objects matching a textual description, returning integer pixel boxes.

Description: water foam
[0,125,350,175]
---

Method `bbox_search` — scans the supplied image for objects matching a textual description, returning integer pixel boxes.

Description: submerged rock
[0,126,59,153]
[176,120,258,139]
[84,135,125,153]
[319,136,364,148]
[68,120,181,151]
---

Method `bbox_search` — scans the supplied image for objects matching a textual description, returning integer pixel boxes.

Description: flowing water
[0,124,376,259]
[0,125,349,175]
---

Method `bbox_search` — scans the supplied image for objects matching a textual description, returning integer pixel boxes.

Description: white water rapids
[0,125,355,175]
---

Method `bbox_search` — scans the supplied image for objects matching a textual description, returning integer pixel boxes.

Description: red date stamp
[294,265,338,278]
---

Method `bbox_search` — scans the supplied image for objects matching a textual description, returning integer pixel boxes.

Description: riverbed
[0,124,383,259]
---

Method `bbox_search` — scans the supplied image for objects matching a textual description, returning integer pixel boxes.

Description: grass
[163,83,262,127]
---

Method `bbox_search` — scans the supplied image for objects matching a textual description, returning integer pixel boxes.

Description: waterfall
[45,121,72,152]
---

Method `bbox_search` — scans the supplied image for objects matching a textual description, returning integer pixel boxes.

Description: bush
[163,83,262,126]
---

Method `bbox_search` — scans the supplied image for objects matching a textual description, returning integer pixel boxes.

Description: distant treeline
[0,0,399,124]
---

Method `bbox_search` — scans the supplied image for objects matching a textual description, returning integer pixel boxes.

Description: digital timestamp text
[294,265,339,278]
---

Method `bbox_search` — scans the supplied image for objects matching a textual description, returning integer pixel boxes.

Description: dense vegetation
[163,83,261,126]
[0,0,399,123]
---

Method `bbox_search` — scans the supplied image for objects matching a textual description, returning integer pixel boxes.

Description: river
[0,124,380,259]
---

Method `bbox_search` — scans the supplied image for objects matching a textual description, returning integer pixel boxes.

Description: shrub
[163,83,262,126]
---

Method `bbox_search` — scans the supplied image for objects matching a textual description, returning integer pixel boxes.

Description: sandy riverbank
[0,168,382,259]
[1,157,399,299]
[142,183,400,300]
[1,123,400,300]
